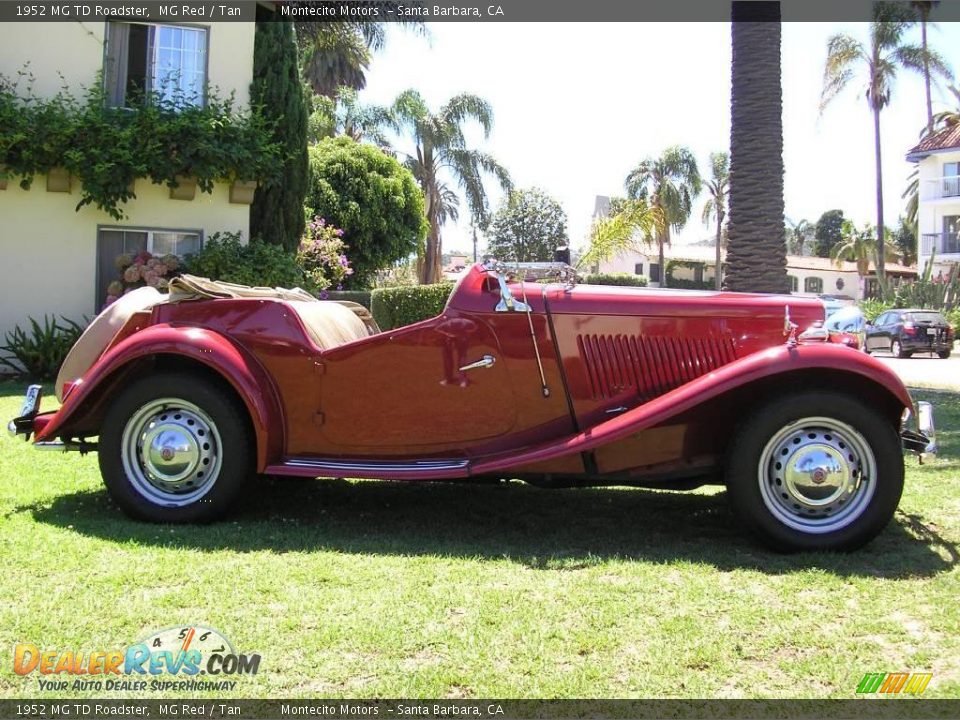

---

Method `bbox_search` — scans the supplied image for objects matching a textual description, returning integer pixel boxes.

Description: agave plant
[0,315,86,380]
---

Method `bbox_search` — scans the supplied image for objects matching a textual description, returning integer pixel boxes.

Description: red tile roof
[906,123,960,161]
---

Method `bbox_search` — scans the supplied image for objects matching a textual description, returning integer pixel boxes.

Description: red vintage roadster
[8,261,936,551]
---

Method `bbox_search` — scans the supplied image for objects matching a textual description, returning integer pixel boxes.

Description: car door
[886,312,903,350]
[866,313,886,351]
[316,314,518,452]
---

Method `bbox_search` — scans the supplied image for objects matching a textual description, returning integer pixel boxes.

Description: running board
[264,457,471,480]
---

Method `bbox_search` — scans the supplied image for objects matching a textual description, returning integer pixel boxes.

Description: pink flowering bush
[296,217,353,298]
[105,251,181,306]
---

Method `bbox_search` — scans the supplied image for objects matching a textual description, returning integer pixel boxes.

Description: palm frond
[440,94,495,138]
[820,34,863,112]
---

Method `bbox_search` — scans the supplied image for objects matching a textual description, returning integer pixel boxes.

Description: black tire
[99,373,252,523]
[725,391,904,552]
[891,339,909,359]
[938,349,951,359]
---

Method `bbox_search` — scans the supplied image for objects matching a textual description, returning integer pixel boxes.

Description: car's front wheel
[726,392,903,552]
[99,373,252,523]
[938,349,951,359]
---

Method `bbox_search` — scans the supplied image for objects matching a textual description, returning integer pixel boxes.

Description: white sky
[360,21,960,255]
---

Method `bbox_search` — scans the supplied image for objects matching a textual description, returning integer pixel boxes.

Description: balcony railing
[923,176,960,200]
[921,232,960,256]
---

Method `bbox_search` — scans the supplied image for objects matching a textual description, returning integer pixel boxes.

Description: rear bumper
[7,384,42,440]
[901,400,937,460]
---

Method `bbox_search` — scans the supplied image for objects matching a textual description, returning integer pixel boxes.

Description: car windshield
[825,307,862,330]
[906,312,947,324]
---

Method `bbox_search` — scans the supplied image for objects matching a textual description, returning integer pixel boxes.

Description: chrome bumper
[7,384,42,441]
[901,400,937,461]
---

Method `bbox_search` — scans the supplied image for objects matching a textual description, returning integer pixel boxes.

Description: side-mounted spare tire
[99,373,252,523]
[725,391,904,552]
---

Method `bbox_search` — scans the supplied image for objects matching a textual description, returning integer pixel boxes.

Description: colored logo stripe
[856,672,932,694]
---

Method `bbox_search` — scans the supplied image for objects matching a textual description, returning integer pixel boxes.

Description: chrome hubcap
[758,416,876,534]
[121,399,221,506]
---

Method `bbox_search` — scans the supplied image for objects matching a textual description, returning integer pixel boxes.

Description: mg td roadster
[8,260,937,551]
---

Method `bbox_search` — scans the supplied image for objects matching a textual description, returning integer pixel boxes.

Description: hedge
[371,283,454,330]
[324,290,372,309]
[581,273,649,287]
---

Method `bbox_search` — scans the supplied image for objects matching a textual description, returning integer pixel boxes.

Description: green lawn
[1,381,958,699]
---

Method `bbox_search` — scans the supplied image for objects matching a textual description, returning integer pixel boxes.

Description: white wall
[917,150,960,275]
[0,21,255,106]
[0,20,256,346]
[0,177,248,344]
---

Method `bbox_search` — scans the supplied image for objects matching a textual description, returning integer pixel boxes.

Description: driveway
[872,344,960,391]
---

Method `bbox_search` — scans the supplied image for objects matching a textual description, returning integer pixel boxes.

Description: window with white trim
[804,276,823,293]
[945,162,959,198]
[105,22,208,108]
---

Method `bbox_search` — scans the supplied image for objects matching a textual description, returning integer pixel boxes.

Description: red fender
[473,343,913,474]
[35,324,283,471]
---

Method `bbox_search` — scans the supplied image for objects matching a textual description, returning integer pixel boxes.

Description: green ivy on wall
[0,71,284,220]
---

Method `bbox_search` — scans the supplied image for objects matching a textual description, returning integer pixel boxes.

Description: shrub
[184,232,306,290]
[0,315,86,380]
[945,307,960,339]
[324,291,372,309]
[307,137,428,288]
[371,283,454,331]
[858,298,894,323]
[581,273,648,287]
[296,217,353,293]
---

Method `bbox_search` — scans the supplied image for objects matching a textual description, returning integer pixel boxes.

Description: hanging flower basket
[169,175,197,201]
[229,179,258,205]
[46,167,72,193]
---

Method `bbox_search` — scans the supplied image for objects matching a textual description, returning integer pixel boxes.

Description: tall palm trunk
[658,229,667,288]
[921,13,933,135]
[872,103,887,296]
[715,215,723,290]
[726,1,788,293]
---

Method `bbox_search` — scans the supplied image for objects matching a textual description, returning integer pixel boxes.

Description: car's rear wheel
[725,392,903,552]
[891,339,909,358]
[938,349,951,359]
[99,373,252,523]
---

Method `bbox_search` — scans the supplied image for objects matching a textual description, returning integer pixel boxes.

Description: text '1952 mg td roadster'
[8,260,936,551]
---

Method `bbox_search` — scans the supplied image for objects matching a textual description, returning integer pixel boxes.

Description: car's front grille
[576,334,738,400]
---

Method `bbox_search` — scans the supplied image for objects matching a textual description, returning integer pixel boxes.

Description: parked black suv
[865,309,954,358]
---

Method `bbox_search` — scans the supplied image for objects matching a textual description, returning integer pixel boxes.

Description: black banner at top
[3,0,960,23]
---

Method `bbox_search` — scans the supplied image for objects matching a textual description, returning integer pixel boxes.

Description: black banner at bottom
[2,699,960,720]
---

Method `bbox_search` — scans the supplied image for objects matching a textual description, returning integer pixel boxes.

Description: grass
[0,381,958,700]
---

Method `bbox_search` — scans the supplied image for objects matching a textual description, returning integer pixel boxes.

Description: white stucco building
[907,124,960,276]
[0,19,260,341]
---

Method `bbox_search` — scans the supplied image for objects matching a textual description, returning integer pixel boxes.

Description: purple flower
[320,289,329,300]
[336,284,343,291]
[335,229,344,237]
[339,255,350,267]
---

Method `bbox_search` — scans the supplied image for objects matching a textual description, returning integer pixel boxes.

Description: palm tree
[831,220,900,298]
[932,85,960,129]
[785,218,814,256]
[625,146,701,288]
[296,16,426,97]
[578,198,662,272]
[391,90,512,284]
[311,86,395,147]
[820,1,951,296]
[701,152,730,290]
[299,24,370,97]
[911,1,942,135]
[726,1,789,294]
